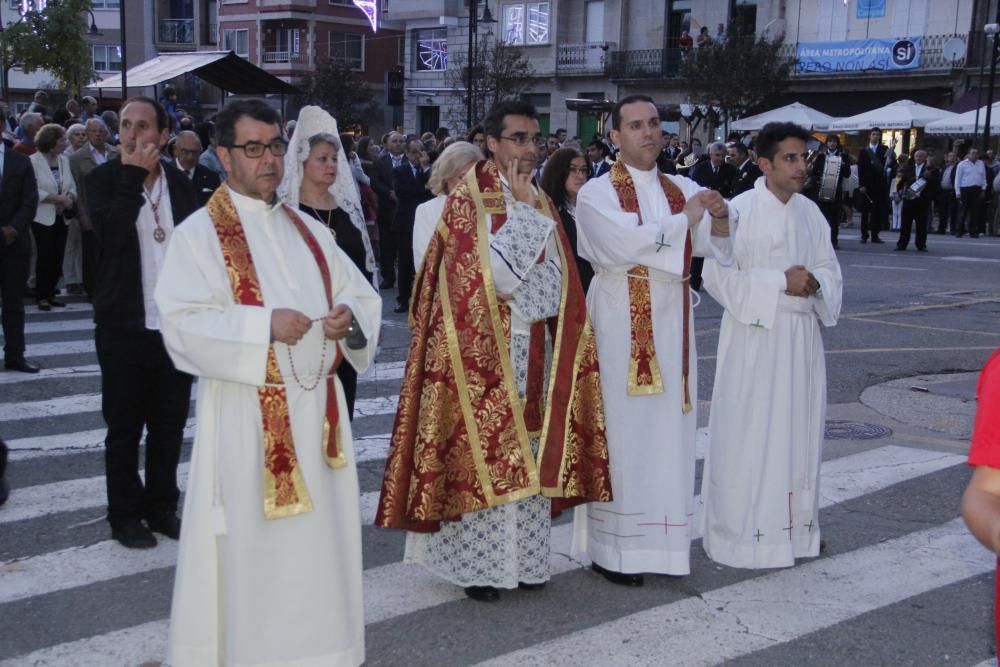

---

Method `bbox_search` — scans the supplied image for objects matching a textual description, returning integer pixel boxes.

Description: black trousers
[898,200,928,250]
[31,218,67,301]
[395,218,415,307]
[0,248,28,362]
[95,326,193,526]
[859,190,886,240]
[81,228,98,298]
[935,191,956,233]
[376,202,397,285]
[817,200,841,246]
[337,362,358,421]
[956,187,983,236]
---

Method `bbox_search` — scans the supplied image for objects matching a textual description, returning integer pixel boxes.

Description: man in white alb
[700,121,842,569]
[156,99,381,667]
[572,94,735,585]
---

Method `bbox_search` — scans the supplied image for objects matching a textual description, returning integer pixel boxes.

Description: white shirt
[137,172,175,330]
[955,159,987,195]
[89,143,109,166]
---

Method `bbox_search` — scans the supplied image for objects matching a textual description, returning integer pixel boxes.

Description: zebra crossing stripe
[0,620,167,667]
[474,519,993,667]
[0,365,101,385]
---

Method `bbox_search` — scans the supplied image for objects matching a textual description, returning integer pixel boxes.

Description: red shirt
[967,348,1000,641]
[969,348,1000,467]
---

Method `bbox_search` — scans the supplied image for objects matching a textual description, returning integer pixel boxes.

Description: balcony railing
[608,48,685,80]
[158,18,194,44]
[609,33,971,82]
[556,42,615,75]
[262,48,310,64]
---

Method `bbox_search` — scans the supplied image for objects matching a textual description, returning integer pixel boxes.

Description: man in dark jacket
[371,131,405,290]
[727,140,763,196]
[0,142,40,372]
[87,97,198,549]
[855,126,889,243]
[689,142,737,290]
[896,149,937,252]
[805,134,851,249]
[392,138,433,312]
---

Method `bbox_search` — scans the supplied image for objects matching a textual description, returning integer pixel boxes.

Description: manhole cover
[824,420,893,440]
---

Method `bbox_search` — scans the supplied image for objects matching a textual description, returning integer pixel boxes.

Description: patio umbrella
[731,102,838,131]
[924,101,1000,136]
[827,99,956,131]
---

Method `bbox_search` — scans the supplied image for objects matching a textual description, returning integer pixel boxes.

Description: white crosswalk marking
[476,520,993,667]
[2,303,996,667]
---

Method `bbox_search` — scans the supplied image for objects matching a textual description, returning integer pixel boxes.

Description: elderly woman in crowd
[540,146,594,293]
[30,123,77,311]
[411,141,484,270]
[280,106,378,420]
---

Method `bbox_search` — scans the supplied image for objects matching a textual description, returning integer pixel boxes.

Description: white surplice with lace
[404,185,563,589]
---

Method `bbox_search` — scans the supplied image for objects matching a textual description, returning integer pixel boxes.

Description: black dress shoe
[893,246,905,251]
[871,238,885,244]
[592,562,644,587]
[393,302,408,314]
[971,233,981,238]
[146,513,182,540]
[464,586,500,602]
[36,300,51,311]
[860,238,868,244]
[4,358,39,373]
[111,519,158,549]
[518,581,546,591]
[48,299,66,308]
[917,247,928,252]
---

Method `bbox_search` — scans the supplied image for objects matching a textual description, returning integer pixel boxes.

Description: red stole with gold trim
[206,187,345,520]
[376,159,612,532]
[609,160,693,413]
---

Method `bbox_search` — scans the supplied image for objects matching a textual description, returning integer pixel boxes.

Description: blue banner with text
[796,38,921,74]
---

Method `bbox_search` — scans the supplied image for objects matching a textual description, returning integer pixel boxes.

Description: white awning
[731,102,838,132]
[827,99,956,131]
[89,51,298,94]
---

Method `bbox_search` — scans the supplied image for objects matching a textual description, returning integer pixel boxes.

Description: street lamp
[984,21,1000,149]
[466,0,497,130]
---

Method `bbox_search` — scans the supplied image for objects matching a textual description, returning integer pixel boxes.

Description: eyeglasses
[225,139,288,158]
[568,166,589,176]
[499,133,543,147]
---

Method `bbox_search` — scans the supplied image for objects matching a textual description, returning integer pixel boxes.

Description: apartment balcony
[158,18,195,45]
[384,0,458,21]
[261,47,312,71]
[257,0,317,10]
[609,33,969,83]
[556,42,614,76]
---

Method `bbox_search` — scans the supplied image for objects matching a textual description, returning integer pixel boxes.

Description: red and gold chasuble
[610,160,693,413]
[206,187,345,520]
[376,160,612,533]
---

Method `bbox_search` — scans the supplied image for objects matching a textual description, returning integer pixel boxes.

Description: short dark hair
[539,146,585,210]
[466,124,484,142]
[483,99,537,141]
[869,126,882,135]
[755,122,811,162]
[825,134,841,145]
[122,96,169,132]
[35,123,65,154]
[612,94,656,131]
[215,99,281,148]
[588,139,610,158]
[339,133,355,154]
[728,141,749,157]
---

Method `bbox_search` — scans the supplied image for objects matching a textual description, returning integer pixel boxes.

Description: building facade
[388,0,990,141]
[217,0,403,134]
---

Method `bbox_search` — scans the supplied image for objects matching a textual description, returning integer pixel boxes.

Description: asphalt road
[1,224,999,666]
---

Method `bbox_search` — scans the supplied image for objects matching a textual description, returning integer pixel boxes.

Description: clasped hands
[785,265,820,298]
[684,191,730,237]
[271,305,354,345]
